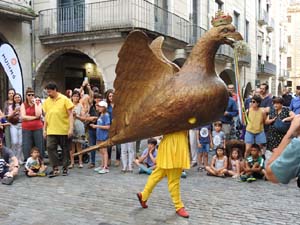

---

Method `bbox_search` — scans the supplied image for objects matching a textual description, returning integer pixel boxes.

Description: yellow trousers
[141,167,184,210]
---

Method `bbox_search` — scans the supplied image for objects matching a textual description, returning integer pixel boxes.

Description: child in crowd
[211,121,226,150]
[240,144,265,182]
[90,101,111,174]
[226,147,241,178]
[121,142,135,173]
[196,124,212,171]
[134,138,157,175]
[206,146,228,177]
[25,147,47,177]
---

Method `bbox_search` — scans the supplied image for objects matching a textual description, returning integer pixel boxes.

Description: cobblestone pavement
[0,162,300,225]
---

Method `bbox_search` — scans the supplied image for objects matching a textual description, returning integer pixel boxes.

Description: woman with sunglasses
[7,93,23,164]
[265,97,295,152]
[244,95,266,158]
[20,88,44,161]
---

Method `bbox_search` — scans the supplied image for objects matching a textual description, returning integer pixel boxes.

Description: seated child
[25,147,47,177]
[226,147,241,178]
[240,144,265,182]
[205,146,228,177]
[134,138,157,175]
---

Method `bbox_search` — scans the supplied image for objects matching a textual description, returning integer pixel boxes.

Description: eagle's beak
[223,32,243,47]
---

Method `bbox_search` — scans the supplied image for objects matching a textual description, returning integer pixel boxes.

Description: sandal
[68,164,74,169]
[87,164,95,169]
[78,164,83,169]
[48,168,60,178]
[62,167,68,176]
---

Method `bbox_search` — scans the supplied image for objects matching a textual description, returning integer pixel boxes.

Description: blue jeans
[22,128,44,160]
[88,129,97,165]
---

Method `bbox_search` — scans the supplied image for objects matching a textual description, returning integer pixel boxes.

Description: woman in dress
[266,97,295,152]
[69,91,86,168]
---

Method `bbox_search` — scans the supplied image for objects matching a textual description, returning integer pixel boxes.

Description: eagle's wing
[110,31,178,137]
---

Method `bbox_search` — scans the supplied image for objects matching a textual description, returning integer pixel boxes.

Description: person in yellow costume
[137,131,190,218]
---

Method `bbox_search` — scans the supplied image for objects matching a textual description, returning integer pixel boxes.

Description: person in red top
[20,87,44,160]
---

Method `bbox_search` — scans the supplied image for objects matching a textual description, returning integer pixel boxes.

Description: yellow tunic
[156,131,190,169]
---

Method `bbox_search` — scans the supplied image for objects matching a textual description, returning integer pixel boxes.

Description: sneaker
[37,172,46,177]
[297,176,300,188]
[247,175,256,182]
[191,162,197,168]
[94,167,103,172]
[88,164,95,169]
[62,167,68,176]
[136,192,148,208]
[181,171,187,178]
[240,175,248,182]
[98,168,109,174]
[176,207,189,218]
[1,176,14,185]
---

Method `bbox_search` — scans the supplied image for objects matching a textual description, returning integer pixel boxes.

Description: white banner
[0,43,24,96]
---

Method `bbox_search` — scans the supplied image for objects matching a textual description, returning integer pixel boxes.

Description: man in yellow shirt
[43,82,74,177]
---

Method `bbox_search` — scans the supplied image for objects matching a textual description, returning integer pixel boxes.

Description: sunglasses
[27,94,35,97]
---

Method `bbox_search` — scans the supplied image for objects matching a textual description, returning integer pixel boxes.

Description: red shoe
[176,207,189,218]
[136,192,148,208]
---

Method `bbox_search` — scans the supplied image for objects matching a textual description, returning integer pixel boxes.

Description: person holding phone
[20,87,44,161]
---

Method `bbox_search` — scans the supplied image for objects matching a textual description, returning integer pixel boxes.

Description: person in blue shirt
[220,92,238,140]
[134,138,158,175]
[90,101,111,174]
[290,86,300,115]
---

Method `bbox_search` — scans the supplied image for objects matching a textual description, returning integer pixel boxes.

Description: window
[288,35,291,43]
[234,11,240,31]
[287,16,291,23]
[215,0,223,11]
[287,57,292,69]
[245,20,249,42]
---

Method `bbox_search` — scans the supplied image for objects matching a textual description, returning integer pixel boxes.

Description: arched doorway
[35,49,105,98]
[0,33,8,107]
[219,69,235,86]
[243,82,252,99]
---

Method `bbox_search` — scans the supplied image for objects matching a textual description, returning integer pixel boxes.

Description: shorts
[25,168,39,177]
[270,138,300,184]
[197,143,210,153]
[245,131,266,144]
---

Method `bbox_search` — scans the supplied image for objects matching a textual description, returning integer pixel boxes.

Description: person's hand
[82,79,88,87]
[282,118,288,122]
[43,130,47,139]
[198,143,202,148]
[286,115,300,137]
[224,111,228,116]
[68,129,73,138]
[90,124,96,129]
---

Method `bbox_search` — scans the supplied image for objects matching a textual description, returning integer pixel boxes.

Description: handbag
[273,118,291,134]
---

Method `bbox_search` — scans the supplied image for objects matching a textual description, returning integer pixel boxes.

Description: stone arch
[35,47,107,96]
[219,69,235,86]
[243,82,252,99]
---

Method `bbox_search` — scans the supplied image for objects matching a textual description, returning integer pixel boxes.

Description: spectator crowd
[0,79,300,187]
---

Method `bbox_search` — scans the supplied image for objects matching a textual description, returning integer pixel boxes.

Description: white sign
[0,43,24,96]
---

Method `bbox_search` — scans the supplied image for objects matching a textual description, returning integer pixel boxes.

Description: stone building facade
[0,0,35,106]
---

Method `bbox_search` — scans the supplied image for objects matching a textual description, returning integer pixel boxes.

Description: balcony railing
[279,69,290,79]
[266,18,274,32]
[257,60,277,76]
[215,45,251,66]
[258,10,268,25]
[38,0,206,44]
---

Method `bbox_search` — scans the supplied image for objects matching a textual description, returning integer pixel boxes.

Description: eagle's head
[210,24,243,47]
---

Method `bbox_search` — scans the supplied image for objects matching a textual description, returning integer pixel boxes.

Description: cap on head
[98,101,108,108]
